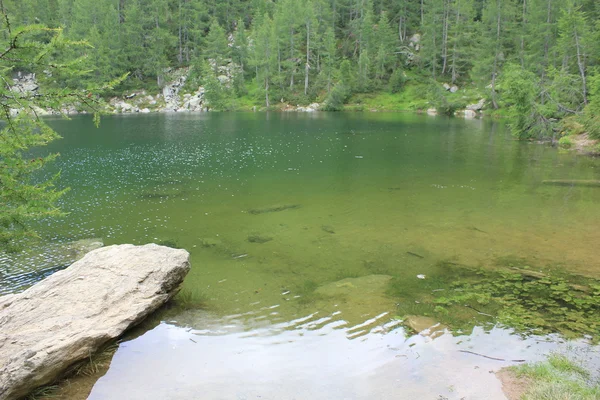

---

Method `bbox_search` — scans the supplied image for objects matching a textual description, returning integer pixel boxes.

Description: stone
[463,109,477,119]
[442,83,451,91]
[313,275,396,327]
[11,73,39,96]
[247,234,273,244]
[0,244,190,400]
[409,33,421,44]
[449,85,458,93]
[404,315,447,338]
[466,99,485,111]
[426,108,438,116]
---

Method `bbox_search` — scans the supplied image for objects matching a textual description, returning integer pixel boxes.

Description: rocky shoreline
[9,69,484,117]
[0,244,190,400]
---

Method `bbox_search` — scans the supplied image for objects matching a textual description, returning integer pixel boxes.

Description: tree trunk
[119,0,125,23]
[450,0,461,83]
[574,31,587,105]
[305,22,310,95]
[491,6,501,110]
[441,0,450,74]
[177,1,183,64]
[265,75,270,107]
[290,28,295,89]
[520,0,527,68]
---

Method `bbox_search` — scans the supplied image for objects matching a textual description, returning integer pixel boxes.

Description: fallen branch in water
[459,350,526,362]
[542,180,600,188]
[406,251,424,259]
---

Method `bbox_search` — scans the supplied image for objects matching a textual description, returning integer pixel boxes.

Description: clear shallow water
[2,112,600,398]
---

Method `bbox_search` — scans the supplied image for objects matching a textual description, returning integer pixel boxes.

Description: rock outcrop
[296,103,320,112]
[0,244,190,400]
[466,99,485,111]
[10,72,39,96]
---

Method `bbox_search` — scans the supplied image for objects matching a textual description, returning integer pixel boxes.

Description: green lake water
[2,112,600,399]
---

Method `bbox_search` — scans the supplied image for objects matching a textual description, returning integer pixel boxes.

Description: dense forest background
[3,0,600,139]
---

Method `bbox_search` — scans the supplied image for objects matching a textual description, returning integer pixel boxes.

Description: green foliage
[558,136,573,148]
[322,82,349,111]
[388,69,406,93]
[2,0,599,133]
[427,81,465,116]
[512,354,600,400]
[198,61,230,111]
[432,269,600,340]
[583,70,600,139]
[0,8,123,251]
[500,64,555,139]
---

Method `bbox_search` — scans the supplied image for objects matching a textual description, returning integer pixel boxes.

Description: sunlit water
[2,112,600,398]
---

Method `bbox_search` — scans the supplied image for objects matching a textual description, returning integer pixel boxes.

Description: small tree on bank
[0,2,122,251]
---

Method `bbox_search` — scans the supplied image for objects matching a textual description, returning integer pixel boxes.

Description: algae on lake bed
[391,262,600,341]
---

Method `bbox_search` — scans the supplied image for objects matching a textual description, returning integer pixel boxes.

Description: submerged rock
[247,204,301,215]
[404,315,447,339]
[321,225,335,234]
[0,244,190,400]
[312,275,396,328]
[247,234,273,244]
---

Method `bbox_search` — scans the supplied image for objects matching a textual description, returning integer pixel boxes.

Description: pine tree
[556,0,591,105]
[0,4,123,250]
[204,19,230,74]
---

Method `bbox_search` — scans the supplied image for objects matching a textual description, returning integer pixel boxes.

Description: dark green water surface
[2,112,600,398]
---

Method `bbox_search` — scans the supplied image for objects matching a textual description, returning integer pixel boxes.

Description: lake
[2,112,600,399]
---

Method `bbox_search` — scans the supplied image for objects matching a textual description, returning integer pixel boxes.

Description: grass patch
[510,354,600,400]
[26,342,119,400]
[26,385,60,400]
[172,288,209,310]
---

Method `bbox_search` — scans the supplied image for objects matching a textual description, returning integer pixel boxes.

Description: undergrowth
[511,354,600,400]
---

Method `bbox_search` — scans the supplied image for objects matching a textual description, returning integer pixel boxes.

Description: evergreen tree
[0,5,123,250]
[556,0,591,105]
[204,19,230,74]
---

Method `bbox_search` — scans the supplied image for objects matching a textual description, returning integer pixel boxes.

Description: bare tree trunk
[574,32,587,105]
[119,0,125,23]
[177,0,182,64]
[541,0,552,82]
[491,7,501,109]
[265,75,270,107]
[520,0,527,68]
[450,0,461,83]
[441,0,450,74]
[305,22,310,95]
[290,28,295,89]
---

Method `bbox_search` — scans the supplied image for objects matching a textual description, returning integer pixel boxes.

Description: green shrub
[558,136,573,148]
[322,83,349,111]
[388,69,406,93]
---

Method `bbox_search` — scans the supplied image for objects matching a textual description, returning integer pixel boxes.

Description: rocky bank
[0,243,190,400]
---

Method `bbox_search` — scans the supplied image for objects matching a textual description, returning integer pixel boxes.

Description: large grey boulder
[0,244,190,400]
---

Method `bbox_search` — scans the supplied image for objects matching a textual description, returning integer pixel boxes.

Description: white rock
[449,85,458,93]
[140,108,151,113]
[442,83,451,91]
[0,244,190,400]
[466,99,485,111]
[427,108,438,116]
[463,109,477,119]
